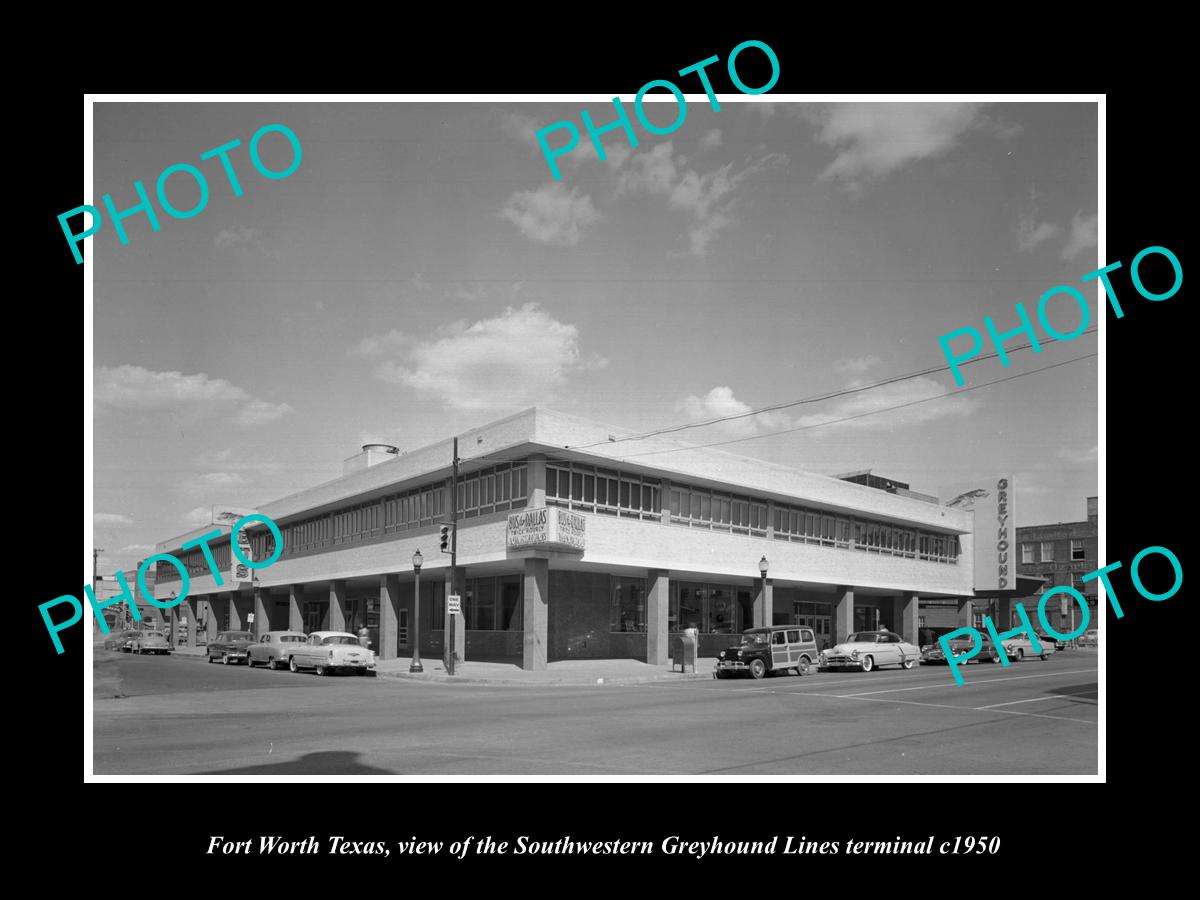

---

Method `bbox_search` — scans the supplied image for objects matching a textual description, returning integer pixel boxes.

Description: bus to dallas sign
[507,507,586,552]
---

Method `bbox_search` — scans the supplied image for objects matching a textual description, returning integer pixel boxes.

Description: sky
[91,99,1099,576]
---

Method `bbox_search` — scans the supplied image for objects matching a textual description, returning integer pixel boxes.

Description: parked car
[103,629,140,651]
[130,631,170,655]
[918,626,956,650]
[922,632,1016,665]
[207,631,257,665]
[247,631,309,669]
[285,631,376,676]
[714,626,819,679]
[1081,630,1099,647]
[820,630,921,672]
[1002,634,1054,661]
[1036,631,1072,651]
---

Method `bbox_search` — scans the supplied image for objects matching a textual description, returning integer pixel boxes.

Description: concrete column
[522,557,549,671]
[288,585,304,632]
[204,597,219,642]
[527,453,547,507]
[995,596,1014,631]
[754,577,773,628]
[179,596,197,647]
[834,586,855,643]
[253,587,270,637]
[957,596,974,630]
[380,574,400,660]
[231,591,252,632]
[646,569,669,665]
[893,593,919,643]
[329,580,347,633]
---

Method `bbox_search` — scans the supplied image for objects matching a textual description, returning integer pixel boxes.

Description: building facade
[153,408,976,670]
[1014,496,1098,633]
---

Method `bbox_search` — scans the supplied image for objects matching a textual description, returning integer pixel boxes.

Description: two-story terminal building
[153,408,977,670]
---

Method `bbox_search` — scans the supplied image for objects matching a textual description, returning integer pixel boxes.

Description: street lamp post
[410,549,424,673]
[758,555,769,629]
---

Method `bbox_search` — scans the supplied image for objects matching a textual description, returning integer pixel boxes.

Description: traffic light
[439,524,451,553]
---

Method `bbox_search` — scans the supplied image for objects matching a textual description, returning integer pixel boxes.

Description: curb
[372,668,714,687]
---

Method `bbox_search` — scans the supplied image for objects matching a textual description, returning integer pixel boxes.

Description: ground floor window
[453,575,523,632]
[671,582,742,634]
[610,577,647,632]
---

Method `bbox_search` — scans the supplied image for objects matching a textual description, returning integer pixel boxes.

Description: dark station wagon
[715,626,819,679]
[207,631,257,665]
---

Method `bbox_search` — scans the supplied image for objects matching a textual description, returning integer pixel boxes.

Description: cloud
[680,386,791,436]
[95,365,294,425]
[95,512,133,526]
[214,226,262,248]
[1058,444,1098,465]
[119,543,156,554]
[1016,187,1062,251]
[1060,211,1098,260]
[185,507,214,526]
[500,183,600,246]
[805,103,985,187]
[793,375,979,432]
[351,329,409,357]
[699,128,723,149]
[372,303,605,411]
[619,143,788,256]
[834,355,882,376]
[198,471,247,487]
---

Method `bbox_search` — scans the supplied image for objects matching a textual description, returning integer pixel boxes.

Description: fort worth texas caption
[209,834,999,859]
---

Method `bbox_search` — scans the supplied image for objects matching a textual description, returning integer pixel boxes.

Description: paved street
[93,650,1098,775]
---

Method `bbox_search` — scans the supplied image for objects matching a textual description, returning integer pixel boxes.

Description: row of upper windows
[544,460,958,564]
[158,464,530,581]
[1021,540,1088,564]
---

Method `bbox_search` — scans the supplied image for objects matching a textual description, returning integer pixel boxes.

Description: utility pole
[449,436,459,676]
[93,548,105,630]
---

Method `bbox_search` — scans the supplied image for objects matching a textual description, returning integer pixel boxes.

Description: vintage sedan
[130,631,170,655]
[247,631,309,669]
[286,631,376,676]
[922,633,1016,665]
[206,631,257,665]
[819,630,921,672]
[103,629,140,651]
[999,634,1054,661]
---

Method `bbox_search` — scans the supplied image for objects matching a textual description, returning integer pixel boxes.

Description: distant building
[94,567,161,632]
[1014,497,1098,633]
[836,469,939,504]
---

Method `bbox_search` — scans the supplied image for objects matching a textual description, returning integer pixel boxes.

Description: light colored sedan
[820,630,921,672]
[1000,634,1055,661]
[103,629,140,651]
[286,631,376,676]
[130,631,171,655]
[247,631,309,670]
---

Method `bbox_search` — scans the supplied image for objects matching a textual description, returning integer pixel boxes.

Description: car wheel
[901,654,914,670]
[796,657,811,676]
[289,657,299,673]
[860,655,875,672]
[749,659,767,679]
[1017,648,1025,661]
[208,653,215,663]
[222,654,230,665]
[247,656,256,668]
[1040,651,1048,660]
[316,665,327,677]
[268,657,278,670]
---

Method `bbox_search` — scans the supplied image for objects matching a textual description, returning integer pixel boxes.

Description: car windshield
[281,635,304,642]
[846,633,880,643]
[228,633,254,641]
[322,636,360,645]
[739,633,769,647]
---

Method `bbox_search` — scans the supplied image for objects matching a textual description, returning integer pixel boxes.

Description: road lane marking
[976,694,1098,709]
[783,691,1096,725]
[835,669,1097,697]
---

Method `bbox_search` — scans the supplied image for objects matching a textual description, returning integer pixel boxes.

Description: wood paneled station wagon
[714,626,819,679]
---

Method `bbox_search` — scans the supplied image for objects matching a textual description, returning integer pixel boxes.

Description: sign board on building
[447,594,461,615]
[938,476,1015,592]
[213,505,257,586]
[506,506,586,552]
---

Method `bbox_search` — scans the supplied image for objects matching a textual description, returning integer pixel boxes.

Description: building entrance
[792,601,832,650]
[855,605,881,632]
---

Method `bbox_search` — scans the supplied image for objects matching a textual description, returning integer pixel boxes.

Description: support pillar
[893,593,919,643]
[288,585,304,633]
[231,591,252,631]
[995,596,1014,630]
[380,574,400,660]
[329,580,347,633]
[646,569,669,665]
[179,596,198,647]
[957,596,974,630]
[527,454,547,506]
[204,597,219,643]
[834,586,855,644]
[754,577,773,628]
[522,557,549,671]
[253,587,270,637]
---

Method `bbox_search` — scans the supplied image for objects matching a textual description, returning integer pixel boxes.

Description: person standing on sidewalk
[357,624,370,649]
